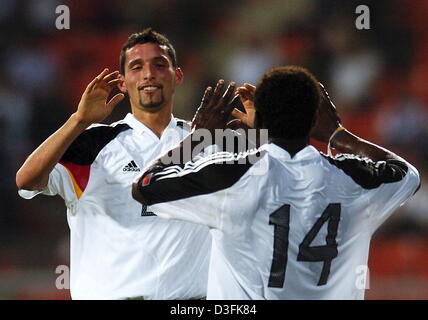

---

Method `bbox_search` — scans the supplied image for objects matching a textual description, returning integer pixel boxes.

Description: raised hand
[232,83,256,128]
[75,68,125,126]
[310,83,343,143]
[191,80,236,131]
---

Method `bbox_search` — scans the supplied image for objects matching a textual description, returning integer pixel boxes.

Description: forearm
[16,113,89,190]
[132,133,194,205]
[134,129,225,203]
[331,129,405,162]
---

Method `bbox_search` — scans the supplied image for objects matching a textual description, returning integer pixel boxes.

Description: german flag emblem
[142,173,153,186]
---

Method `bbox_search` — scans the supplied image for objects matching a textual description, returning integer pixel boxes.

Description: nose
[142,63,156,81]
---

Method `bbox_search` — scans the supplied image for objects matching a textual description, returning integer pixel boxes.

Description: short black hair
[119,28,177,74]
[254,66,321,139]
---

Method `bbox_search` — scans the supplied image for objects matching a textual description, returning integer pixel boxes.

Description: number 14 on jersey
[268,203,341,288]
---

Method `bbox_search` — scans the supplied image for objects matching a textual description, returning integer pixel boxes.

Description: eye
[131,65,142,71]
[156,63,166,68]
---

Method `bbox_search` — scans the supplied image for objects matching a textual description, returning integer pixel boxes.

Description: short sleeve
[18,163,77,203]
[134,148,265,229]
[150,190,227,229]
[365,161,420,233]
[18,122,130,203]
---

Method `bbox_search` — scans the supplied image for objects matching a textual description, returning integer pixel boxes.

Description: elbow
[16,169,45,191]
[16,169,27,190]
[132,179,150,205]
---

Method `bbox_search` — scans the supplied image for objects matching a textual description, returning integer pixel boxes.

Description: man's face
[119,42,183,112]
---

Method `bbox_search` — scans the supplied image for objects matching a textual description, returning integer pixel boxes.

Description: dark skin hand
[150,80,239,164]
[191,80,264,151]
[310,83,342,143]
[311,83,404,162]
[192,80,237,131]
[132,80,243,204]
[233,83,257,129]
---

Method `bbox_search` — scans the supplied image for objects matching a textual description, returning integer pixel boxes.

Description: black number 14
[268,203,341,288]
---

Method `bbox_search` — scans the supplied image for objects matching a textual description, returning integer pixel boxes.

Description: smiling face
[118,42,183,113]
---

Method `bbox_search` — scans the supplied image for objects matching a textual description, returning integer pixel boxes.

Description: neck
[131,104,173,138]
[269,136,309,157]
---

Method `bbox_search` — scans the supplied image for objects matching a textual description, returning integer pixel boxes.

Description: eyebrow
[127,56,169,68]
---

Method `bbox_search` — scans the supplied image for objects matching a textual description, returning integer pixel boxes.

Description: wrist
[70,113,92,130]
[327,126,347,156]
[328,126,345,145]
[329,129,358,153]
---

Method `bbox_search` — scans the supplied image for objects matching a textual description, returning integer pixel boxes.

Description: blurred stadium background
[0,0,427,299]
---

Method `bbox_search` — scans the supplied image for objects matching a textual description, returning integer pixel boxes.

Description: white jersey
[19,113,210,300]
[137,143,420,299]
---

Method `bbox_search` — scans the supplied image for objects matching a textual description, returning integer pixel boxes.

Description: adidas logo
[123,160,140,172]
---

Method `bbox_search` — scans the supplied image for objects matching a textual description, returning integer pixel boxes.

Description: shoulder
[320,153,411,189]
[78,120,131,144]
[137,147,267,205]
[85,120,131,138]
[156,147,268,187]
[60,121,131,165]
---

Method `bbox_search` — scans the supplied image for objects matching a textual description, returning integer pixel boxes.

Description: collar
[123,113,178,136]
[260,142,320,161]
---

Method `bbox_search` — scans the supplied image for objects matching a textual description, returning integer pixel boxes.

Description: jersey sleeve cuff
[18,188,45,199]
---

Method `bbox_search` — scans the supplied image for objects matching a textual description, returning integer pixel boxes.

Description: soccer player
[16,29,210,299]
[132,66,420,299]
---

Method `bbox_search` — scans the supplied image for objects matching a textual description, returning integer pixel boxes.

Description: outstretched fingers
[231,107,246,121]
[87,68,110,90]
[192,86,213,129]
[222,82,237,115]
[97,68,110,80]
[243,83,256,93]
[212,79,225,103]
[318,82,342,127]
[107,78,121,88]
[201,86,213,109]
[107,93,125,109]
[236,87,254,103]
[319,82,335,108]
[103,71,120,83]
[87,69,121,92]
[101,71,120,91]
[223,82,236,101]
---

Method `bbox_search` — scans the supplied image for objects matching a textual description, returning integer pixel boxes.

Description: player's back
[212,142,419,299]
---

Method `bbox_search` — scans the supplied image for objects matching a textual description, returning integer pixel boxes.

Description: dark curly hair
[254,66,321,139]
[119,28,177,74]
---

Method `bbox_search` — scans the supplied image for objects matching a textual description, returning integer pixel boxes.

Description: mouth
[138,84,162,94]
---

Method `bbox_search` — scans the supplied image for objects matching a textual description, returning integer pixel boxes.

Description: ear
[117,74,127,93]
[175,67,184,86]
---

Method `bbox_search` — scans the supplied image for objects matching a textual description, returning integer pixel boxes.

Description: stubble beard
[138,90,165,112]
